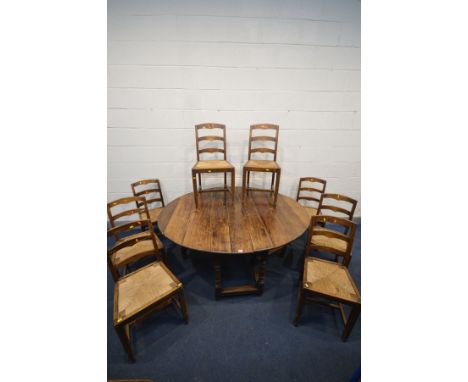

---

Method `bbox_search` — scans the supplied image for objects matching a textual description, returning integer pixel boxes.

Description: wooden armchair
[242,124,281,206]
[296,177,327,218]
[112,258,189,362]
[192,123,235,208]
[294,215,360,341]
[131,179,165,227]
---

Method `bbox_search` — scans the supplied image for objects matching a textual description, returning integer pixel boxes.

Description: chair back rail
[247,124,279,161]
[195,123,227,161]
[131,179,165,208]
[318,193,357,220]
[296,177,327,208]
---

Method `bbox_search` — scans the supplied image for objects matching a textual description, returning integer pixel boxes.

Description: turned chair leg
[115,324,135,362]
[214,255,222,300]
[255,252,267,295]
[293,286,305,326]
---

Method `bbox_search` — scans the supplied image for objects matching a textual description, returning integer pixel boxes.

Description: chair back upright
[306,215,356,267]
[195,123,227,161]
[131,179,165,210]
[247,124,279,161]
[296,177,327,209]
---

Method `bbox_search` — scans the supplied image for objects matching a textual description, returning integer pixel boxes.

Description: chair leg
[115,324,135,362]
[270,172,276,193]
[241,167,247,200]
[177,288,189,324]
[341,304,361,341]
[293,285,305,326]
[273,169,281,207]
[246,170,250,195]
[198,172,202,191]
[231,169,235,204]
[192,170,198,208]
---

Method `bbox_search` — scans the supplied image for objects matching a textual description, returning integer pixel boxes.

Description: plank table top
[158,187,310,254]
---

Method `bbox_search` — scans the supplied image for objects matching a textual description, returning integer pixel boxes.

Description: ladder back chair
[107,197,166,269]
[192,123,235,208]
[107,220,164,282]
[113,261,189,362]
[294,215,360,341]
[131,179,165,227]
[242,124,281,206]
[296,177,327,218]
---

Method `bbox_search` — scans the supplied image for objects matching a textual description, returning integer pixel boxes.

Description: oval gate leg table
[158,187,310,299]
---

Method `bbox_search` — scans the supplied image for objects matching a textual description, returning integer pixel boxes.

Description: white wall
[108,0,361,216]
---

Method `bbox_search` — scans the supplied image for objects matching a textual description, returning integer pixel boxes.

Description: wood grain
[158,187,310,254]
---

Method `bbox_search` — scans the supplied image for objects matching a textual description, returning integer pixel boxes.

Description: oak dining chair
[112,259,189,362]
[294,215,360,341]
[192,123,235,208]
[296,177,327,218]
[131,179,165,227]
[242,124,281,206]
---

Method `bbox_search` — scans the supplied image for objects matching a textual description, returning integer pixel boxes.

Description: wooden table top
[158,187,310,254]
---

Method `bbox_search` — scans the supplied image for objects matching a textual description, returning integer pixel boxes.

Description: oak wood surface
[158,187,310,254]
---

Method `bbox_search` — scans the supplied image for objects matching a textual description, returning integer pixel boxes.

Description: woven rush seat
[114,262,180,324]
[304,257,360,304]
[244,160,280,170]
[311,230,348,252]
[113,234,164,268]
[140,207,163,224]
[193,160,234,171]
